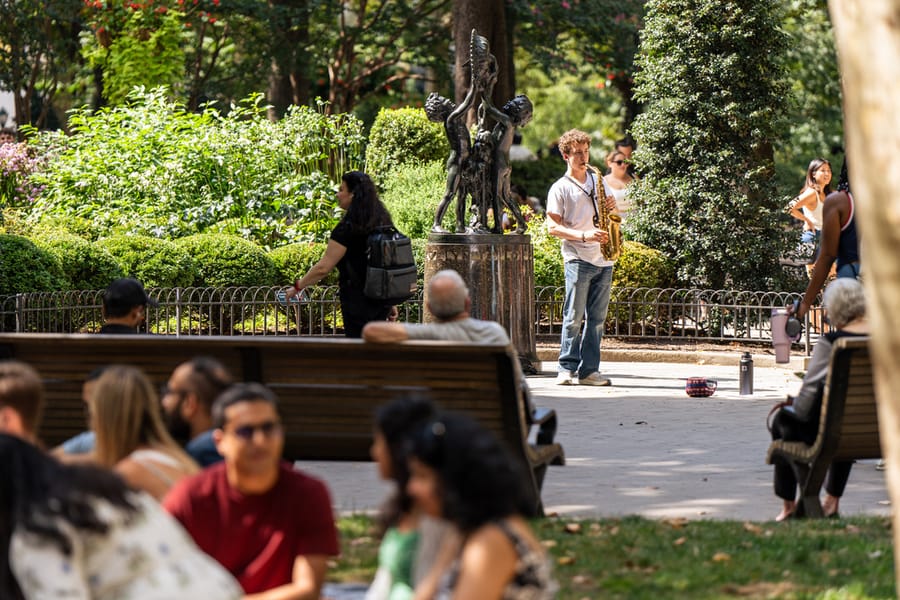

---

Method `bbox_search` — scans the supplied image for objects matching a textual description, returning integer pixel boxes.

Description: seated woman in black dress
[772,277,868,521]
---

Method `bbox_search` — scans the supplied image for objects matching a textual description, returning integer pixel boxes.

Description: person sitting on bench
[770,277,868,521]
[361,269,510,344]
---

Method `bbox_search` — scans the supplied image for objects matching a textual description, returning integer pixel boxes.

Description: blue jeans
[558,260,613,378]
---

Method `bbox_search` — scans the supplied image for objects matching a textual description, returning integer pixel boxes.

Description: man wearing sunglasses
[164,383,339,599]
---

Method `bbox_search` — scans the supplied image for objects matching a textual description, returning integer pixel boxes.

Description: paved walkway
[298,355,890,522]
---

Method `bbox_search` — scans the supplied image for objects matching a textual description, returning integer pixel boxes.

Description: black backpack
[362,226,417,304]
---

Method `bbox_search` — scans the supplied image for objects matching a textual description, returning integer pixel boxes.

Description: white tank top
[801,190,824,230]
[604,180,631,220]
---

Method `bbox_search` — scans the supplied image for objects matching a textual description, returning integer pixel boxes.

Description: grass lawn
[331,515,895,599]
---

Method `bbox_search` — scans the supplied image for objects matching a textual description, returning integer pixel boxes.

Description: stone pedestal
[425,233,536,365]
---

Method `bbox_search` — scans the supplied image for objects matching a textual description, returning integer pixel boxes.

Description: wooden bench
[765,336,880,518]
[0,333,564,516]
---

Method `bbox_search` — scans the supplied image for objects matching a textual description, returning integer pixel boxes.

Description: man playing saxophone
[546,129,620,386]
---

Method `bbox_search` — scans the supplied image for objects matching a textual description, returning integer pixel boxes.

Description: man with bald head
[362,269,510,344]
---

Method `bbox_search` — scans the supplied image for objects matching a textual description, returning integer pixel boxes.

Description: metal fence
[0,285,815,351]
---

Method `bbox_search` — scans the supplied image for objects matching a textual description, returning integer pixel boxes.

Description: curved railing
[0,285,816,351]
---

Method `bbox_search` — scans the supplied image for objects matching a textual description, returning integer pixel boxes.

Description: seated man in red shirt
[164,383,339,599]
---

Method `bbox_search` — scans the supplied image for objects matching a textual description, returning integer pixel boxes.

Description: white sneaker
[555,371,577,385]
[580,372,611,386]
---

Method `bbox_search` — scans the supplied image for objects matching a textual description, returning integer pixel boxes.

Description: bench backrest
[817,336,881,462]
[0,333,527,462]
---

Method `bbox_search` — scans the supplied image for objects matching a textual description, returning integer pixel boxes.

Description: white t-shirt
[546,173,615,267]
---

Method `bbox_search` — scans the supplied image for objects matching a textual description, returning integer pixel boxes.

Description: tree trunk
[827,0,900,585]
[267,0,310,119]
[452,0,514,113]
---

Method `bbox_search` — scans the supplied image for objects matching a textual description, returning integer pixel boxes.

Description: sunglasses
[227,420,282,441]
[611,160,627,166]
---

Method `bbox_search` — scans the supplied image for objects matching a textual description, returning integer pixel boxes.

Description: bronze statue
[430,29,533,235]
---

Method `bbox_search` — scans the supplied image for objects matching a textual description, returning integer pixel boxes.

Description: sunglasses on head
[228,420,282,440]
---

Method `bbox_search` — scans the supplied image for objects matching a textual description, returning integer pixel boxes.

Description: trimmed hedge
[97,235,196,288]
[365,107,448,186]
[268,242,337,286]
[33,232,124,291]
[380,160,452,238]
[0,234,66,295]
[174,234,277,288]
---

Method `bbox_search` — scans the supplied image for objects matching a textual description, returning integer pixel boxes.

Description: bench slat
[0,333,563,516]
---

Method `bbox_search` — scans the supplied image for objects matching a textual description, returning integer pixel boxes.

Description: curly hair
[557,129,591,156]
[408,411,533,533]
[341,171,394,234]
[0,434,137,600]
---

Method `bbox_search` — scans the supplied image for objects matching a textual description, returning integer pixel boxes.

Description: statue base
[425,233,536,368]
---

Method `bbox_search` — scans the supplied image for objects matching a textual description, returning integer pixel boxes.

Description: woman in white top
[787,158,833,273]
[0,433,241,600]
[603,150,635,223]
[90,365,199,501]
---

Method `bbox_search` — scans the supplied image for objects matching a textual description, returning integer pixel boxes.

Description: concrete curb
[535,347,809,370]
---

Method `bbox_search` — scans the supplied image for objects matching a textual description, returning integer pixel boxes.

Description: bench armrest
[530,407,558,446]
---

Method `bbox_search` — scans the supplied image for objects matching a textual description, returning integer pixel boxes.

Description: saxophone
[587,164,623,261]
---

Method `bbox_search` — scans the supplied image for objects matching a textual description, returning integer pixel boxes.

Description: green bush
[629,0,790,289]
[28,89,362,245]
[528,215,564,289]
[380,160,453,238]
[268,242,337,286]
[613,241,676,289]
[32,232,124,291]
[97,235,196,288]
[174,234,277,287]
[365,107,448,186]
[0,234,66,295]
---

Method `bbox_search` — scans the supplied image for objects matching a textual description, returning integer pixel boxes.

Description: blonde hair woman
[91,365,199,501]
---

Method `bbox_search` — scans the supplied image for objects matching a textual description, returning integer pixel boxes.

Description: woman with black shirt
[285,171,395,337]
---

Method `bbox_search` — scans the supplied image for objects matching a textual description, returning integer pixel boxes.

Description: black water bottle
[740,352,754,395]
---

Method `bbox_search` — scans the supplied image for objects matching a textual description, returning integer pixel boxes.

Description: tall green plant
[27,88,364,244]
[628,0,790,290]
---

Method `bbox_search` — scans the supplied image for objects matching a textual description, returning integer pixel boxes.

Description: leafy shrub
[0,234,66,295]
[174,234,277,287]
[629,0,790,289]
[27,89,362,245]
[32,232,124,291]
[613,241,676,289]
[267,242,337,286]
[97,235,196,288]
[365,107,448,186]
[380,160,453,238]
[528,215,564,289]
